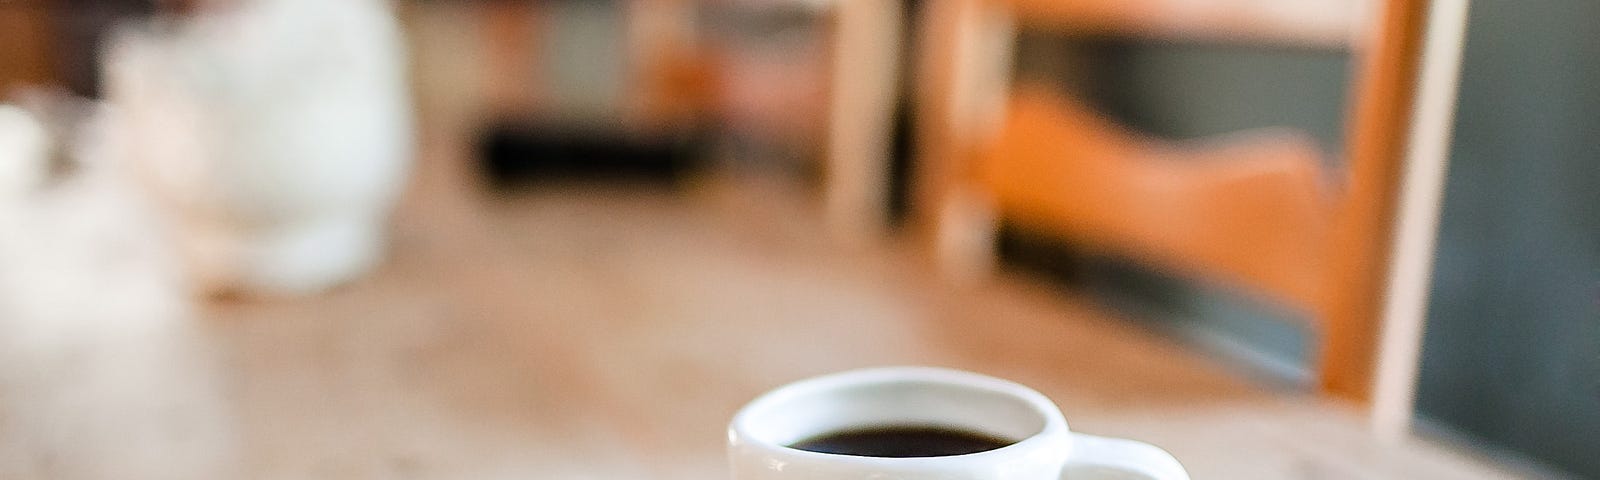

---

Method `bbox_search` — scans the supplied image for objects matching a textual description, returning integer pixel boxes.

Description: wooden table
[0,131,1532,478]
[0,2,1532,477]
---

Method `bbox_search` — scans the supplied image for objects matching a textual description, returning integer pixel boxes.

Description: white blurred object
[104,0,414,296]
[0,105,51,197]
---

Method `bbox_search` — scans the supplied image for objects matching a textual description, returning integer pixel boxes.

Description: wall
[1415,1,1600,477]
[1011,35,1350,380]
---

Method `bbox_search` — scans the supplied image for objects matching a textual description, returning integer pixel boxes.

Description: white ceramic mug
[728,367,1189,480]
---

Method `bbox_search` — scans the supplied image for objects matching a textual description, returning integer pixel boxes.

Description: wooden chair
[633,0,907,243]
[912,0,1467,423]
[467,0,905,243]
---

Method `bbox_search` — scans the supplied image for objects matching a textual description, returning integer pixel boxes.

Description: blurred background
[0,0,1594,478]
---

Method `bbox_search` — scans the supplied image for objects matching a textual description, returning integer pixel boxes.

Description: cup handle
[1059,433,1190,480]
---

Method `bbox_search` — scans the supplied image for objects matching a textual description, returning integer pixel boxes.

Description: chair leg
[933,185,1000,282]
[823,0,904,245]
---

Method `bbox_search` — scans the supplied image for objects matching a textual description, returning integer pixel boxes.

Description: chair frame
[912,0,1466,432]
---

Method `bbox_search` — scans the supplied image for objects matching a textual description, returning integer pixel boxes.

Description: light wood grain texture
[980,85,1333,310]
[915,0,1438,404]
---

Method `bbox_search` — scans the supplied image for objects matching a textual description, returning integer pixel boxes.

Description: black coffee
[790,425,1015,458]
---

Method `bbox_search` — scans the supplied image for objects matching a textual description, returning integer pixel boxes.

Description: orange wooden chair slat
[916,0,1429,402]
[980,86,1333,311]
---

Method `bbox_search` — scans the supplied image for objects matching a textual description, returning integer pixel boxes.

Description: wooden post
[824,0,904,245]
[1371,0,1471,440]
[913,0,1015,279]
[1318,0,1429,402]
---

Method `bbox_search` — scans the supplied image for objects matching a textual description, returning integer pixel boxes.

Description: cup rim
[729,366,1071,464]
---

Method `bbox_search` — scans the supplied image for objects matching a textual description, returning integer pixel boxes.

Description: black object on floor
[478,122,706,187]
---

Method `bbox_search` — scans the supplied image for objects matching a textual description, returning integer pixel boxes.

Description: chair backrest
[913,0,1434,402]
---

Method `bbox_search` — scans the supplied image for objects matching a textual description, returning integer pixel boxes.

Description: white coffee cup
[728,367,1189,480]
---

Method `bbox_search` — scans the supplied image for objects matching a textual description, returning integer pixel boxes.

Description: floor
[0,131,1537,479]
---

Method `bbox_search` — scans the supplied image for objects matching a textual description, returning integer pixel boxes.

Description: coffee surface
[790,425,1015,458]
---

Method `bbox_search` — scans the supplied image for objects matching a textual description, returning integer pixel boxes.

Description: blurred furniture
[464,0,903,242]
[625,0,907,243]
[912,0,1460,412]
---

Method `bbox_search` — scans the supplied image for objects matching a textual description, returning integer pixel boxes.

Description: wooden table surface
[0,130,1539,479]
